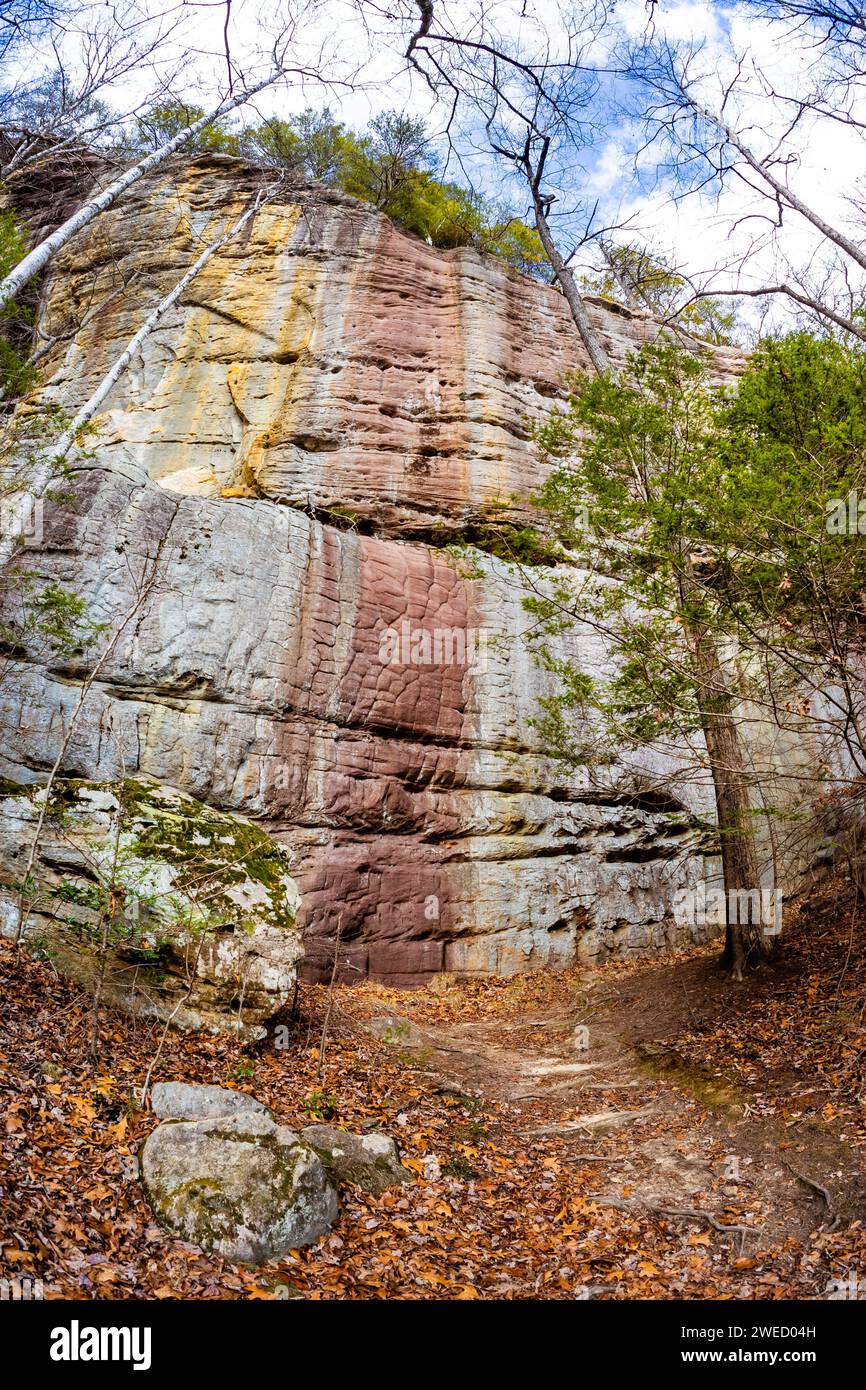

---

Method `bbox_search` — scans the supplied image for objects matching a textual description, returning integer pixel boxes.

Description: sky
[5,0,866,338]
[601,1,866,331]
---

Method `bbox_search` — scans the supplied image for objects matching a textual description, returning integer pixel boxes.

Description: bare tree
[401,0,616,369]
[737,1,866,78]
[0,2,186,178]
[0,0,66,61]
[628,23,866,338]
[487,123,611,372]
[0,66,291,312]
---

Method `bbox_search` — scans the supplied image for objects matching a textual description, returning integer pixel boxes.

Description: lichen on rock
[0,776,303,1036]
[302,1124,411,1195]
[140,1109,338,1264]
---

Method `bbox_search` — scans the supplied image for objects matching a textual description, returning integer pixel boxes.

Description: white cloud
[7,0,866,336]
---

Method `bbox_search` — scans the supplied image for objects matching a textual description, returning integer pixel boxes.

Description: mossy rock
[0,776,303,1036]
[141,1111,338,1264]
[302,1124,412,1195]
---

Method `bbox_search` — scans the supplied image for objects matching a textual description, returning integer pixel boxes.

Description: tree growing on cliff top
[0,64,299,314]
[0,0,357,312]
[241,105,547,273]
[403,0,615,370]
[135,101,243,155]
[242,106,348,181]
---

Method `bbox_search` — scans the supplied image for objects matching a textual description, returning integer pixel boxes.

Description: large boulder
[0,777,303,1037]
[140,1110,338,1264]
[302,1124,411,1195]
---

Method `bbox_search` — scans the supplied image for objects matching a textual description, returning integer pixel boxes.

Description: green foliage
[0,332,36,401]
[529,338,738,765]
[301,1089,336,1121]
[240,106,347,181]
[0,208,27,279]
[441,1152,480,1179]
[56,879,104,912]
[339,109,434,211]
[242,106,545,275]
[581,241,740,345]
[0,209,37,404]
[706,333,866,710]
[131,101,546,274]
[532,328,866,776]
[454,517,561,566]
[29,582,103,653]
[378,172,546,275]
[135,102,240,155]
[0,577,102,671]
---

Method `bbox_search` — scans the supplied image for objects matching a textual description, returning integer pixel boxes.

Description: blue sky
[6,0,865,334]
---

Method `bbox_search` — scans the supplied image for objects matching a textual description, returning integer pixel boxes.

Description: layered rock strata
[0,157,759,985]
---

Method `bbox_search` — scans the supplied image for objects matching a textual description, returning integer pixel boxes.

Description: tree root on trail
[594,1195,756,1250]
[785,1164,841,1232]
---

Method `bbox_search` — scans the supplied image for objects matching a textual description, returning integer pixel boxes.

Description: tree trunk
[694,98,866,278]
[0,68,285,312]
[531,199,611,375]
[0,191,267,570]
[691,629,768,979]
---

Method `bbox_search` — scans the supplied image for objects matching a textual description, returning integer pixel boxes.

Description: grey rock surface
[150,1082,272,1122]
[140,1111,338,1264]
[2,162,819,988]
[302,1124,410,1194]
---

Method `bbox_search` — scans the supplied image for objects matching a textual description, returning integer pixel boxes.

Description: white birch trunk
[0,68,285,312]
[0,190,267,570]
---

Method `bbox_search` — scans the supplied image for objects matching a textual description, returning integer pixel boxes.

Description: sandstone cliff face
[31,158,742,531]
[0,157,747,984]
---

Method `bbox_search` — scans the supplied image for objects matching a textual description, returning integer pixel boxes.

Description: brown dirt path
[2,877,864,1300]
[347,934,866,1268]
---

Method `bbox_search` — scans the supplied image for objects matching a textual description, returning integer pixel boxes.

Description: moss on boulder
[0,776,303,1036]
[140,1110,338,1264]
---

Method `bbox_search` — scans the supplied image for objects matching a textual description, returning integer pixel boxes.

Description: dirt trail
[3,909,863,1300]
[355,950,858,1256]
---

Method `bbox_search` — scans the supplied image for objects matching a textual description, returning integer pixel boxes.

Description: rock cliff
[0,157,750,986]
